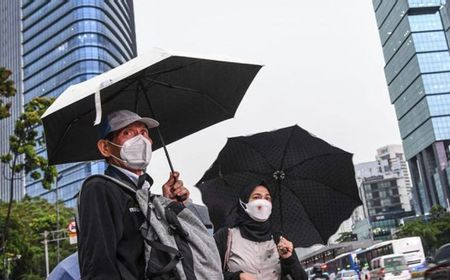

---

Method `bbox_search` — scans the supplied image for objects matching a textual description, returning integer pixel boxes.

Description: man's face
[110,121,153,146]
[97,121,153,173]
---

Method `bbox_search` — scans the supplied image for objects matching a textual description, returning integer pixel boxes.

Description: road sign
[67,221,77,244]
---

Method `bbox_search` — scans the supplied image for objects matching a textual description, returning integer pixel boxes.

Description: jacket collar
[105,165,154,190]
[105,165,138,191]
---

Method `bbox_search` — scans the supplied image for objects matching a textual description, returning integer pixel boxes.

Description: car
[335,269,359,280]
[306,263,330,280]
[424,243,450,280]
[370,254,411,280]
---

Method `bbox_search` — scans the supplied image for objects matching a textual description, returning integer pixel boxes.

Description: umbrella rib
[279,126,296,170]
[143,78,200,93]
[142,60,203,77]
[234,139,278,171]
[284,152,349,173]
[279,181,328,243]
[50,118,78,161]
[140,76,235,117]
[100,64,194,105]
[200,170,269,185]
[139,60,236,117]
[285,174,362,204]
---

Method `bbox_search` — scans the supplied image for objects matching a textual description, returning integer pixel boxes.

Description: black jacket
[78,166,146,279]
[214,227,308,280]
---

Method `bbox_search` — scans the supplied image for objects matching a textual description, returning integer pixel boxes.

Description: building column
[408,158,424,215]
[417,151,436,212]
[433,142,450,209]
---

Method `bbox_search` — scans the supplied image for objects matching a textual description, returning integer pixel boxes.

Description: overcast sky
[133,0,401,203]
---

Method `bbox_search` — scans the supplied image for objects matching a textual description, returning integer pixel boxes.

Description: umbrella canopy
[196,125,362,247]
[42,48,262,165]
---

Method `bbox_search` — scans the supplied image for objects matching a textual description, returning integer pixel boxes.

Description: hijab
[233,182,273,242]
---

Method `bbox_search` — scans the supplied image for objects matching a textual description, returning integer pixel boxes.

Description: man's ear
[97,139,112,158]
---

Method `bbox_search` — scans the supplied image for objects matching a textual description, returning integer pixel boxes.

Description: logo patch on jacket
[129,207,140,213]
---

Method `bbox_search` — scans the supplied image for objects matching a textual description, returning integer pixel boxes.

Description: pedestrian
[77,110,190,279]
[213,182,307,280]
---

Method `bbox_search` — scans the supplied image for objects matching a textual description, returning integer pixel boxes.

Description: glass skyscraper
[0,0,24,201]
[21,0,137,207]
[373,0,450,214]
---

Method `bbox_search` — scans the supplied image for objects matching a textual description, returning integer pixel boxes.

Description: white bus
[355,237,425,270]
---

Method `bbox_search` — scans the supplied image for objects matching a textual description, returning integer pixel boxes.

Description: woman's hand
[239,272,257,280]
[277,236,294,259]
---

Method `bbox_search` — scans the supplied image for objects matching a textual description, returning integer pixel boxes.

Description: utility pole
[55,174,62,264]
[53,168,80,264]
[41,229,69,277]
[43,231,49,277]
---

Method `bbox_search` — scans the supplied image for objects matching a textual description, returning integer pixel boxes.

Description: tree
[396,205,450,255]
[0,67,16,119]
[336,231,354,243]
[0,90,57,274]
[0,196,75,279]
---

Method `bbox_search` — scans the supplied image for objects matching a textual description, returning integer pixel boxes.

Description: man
[78,110,189,279]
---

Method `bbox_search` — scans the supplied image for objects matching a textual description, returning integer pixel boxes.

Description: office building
[0,0,24,201]
[353,145,414,240]
[21,0,137,207]
[373,0,450,214]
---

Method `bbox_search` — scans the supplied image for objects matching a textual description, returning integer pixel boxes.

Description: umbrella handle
[157,127,187,202]
[172,171,187,202]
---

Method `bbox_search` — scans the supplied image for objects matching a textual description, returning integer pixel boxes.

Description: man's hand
[239,272,256,280]
[162,172,189,202]
[277,236,294,259]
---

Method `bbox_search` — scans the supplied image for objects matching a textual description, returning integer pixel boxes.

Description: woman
[214,183,307,280]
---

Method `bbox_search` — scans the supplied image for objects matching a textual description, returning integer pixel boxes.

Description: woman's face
[248,185,271,203]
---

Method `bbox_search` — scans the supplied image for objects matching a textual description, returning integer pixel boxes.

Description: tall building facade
[373,0,450,214]
[353,145,414,240]
[21,0,137,207]
[0,0,24,201]
[376,145,413,205]
[361,175,414,240]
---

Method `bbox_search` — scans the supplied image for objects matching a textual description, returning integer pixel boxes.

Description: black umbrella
[41,49,262,166]
[196,125,362,247]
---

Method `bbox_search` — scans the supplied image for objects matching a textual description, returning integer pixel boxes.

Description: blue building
[21,0,137,207]
[0,0,23,201]
[373,0,450,214]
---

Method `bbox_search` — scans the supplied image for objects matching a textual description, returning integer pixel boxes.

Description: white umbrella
[41,48,262,166]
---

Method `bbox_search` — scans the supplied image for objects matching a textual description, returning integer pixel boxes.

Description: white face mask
[240,199,272,222]
[108,134,152,170]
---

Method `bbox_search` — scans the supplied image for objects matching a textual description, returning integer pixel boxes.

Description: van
[370,254,411,280]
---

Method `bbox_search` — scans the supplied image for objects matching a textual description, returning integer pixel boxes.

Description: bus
[326,252,360,276]
[355,237,425,270]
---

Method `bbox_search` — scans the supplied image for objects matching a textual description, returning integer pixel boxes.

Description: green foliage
[1,88,58,279]
[336,231,354,243]
[2,97,57,189]
[396,205,450,255]
[0,197,76,279]
[0,67,16,119]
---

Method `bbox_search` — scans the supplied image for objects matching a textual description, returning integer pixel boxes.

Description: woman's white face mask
[108,134,152,170]
[240,199,272,222]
